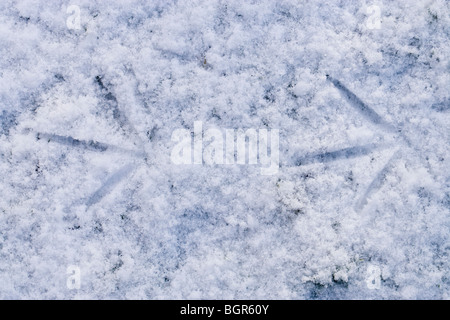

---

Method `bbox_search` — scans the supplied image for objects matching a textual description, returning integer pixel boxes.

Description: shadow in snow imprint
[36,132,145,157]
[295,143,386,166]
[326,75,396,132]
[328,76,440,208]
[326,76,402,212]
[86,163,136,207]
[354,150,402,211]
[37,132,108,151]
[95,75,144,147]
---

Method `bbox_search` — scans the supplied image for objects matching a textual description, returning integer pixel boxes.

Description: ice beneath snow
[0,0,449,299]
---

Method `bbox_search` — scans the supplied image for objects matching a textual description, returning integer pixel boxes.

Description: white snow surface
[0,0,449,299]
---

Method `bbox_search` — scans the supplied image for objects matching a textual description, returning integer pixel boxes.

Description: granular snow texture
[0,0,449,299]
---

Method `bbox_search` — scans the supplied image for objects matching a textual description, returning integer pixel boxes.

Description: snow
[0,0,449,299]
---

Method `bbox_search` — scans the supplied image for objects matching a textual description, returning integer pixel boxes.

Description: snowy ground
[0,0,449,299]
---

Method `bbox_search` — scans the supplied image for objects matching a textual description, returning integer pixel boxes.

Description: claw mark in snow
[36,132,145,157]
[86,163,135,207]
[295,143,385,166]
[326,75,396,131]
[96,75,129,127]
[95,75,144,147]
[355,150,402,212]
[37,132,108,151]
